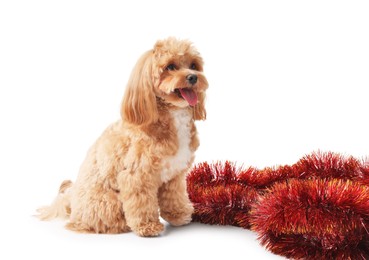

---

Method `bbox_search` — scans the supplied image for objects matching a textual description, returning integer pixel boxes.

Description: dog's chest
[160,110,193,183]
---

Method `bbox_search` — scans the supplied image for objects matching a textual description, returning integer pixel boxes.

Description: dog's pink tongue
[179,88,198,106]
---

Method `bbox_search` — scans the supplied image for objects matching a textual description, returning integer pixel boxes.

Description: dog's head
[121,38,208,126]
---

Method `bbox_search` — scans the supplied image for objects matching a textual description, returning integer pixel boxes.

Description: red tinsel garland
[187,151,369,259]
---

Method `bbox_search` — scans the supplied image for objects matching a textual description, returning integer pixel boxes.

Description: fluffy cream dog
[37,38,208,237]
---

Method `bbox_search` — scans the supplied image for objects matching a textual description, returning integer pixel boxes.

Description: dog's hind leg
[66,186,130,234]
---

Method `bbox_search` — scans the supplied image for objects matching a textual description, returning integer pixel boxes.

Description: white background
[1,0,368,259]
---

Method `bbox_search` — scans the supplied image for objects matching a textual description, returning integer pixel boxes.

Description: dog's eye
[166,64,177,71]
[190,63,197,70]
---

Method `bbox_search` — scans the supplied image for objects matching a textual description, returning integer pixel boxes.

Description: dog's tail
[36,180,73,220]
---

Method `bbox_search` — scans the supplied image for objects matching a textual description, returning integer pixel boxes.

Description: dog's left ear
[193,92,206,120]
[121,51,159,126]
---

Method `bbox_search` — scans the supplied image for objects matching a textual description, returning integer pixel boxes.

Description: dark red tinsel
[187,151,369,259]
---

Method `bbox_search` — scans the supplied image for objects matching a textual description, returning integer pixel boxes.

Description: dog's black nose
[186,74,198,85]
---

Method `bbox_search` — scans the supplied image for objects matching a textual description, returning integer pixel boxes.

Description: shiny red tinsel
[187,151,369,259]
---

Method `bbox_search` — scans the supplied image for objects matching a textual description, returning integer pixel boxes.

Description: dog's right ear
[121,51,159,126]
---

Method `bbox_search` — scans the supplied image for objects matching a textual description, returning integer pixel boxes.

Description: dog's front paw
[135,222,164,237]
[161,205,194,226]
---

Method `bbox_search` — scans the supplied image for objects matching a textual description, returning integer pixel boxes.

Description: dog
[37,37,208,237]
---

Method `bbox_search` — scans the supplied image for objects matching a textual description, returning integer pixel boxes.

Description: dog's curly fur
[37,38,208,237]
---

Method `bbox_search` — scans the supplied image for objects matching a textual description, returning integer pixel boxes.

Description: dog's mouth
[173,88,198,106]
